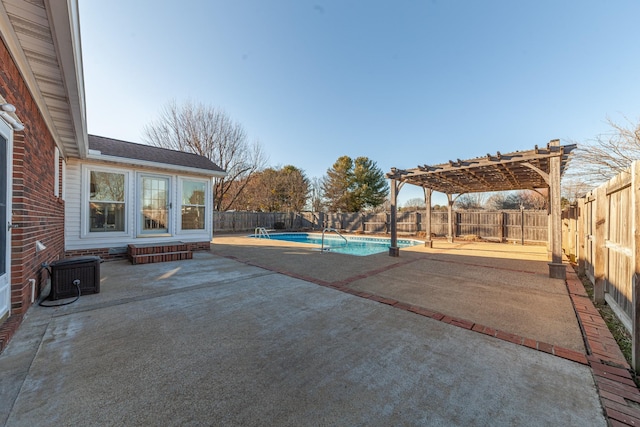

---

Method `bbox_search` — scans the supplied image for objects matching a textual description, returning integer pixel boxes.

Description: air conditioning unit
[49,256,101,300]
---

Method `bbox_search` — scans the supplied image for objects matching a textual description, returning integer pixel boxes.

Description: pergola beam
[494,163,521,188]
[386,140,576,279]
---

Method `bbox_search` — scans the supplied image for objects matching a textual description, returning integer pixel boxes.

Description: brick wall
[64,241,211,262]
[64,248,128,261]
[0,38,65,317]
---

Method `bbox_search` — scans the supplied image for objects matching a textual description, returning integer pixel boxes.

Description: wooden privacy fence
[213,211,319,232]
[562,160,640,371]
[213,210,548,242]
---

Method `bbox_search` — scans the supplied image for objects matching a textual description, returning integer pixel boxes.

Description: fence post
[632,161,640,371]
[594,185,606,304]
[521,206,525,245]
[577,198,586,275]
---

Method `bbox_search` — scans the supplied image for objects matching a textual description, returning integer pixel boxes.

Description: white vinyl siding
[54,147,60,197]
[65,159,213,251]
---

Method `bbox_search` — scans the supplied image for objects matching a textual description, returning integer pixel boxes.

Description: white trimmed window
[180,180,206,230]
[89,170,126,232]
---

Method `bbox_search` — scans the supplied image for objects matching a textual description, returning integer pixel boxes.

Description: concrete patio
[0,238,606,426]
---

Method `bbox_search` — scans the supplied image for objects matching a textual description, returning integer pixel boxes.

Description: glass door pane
[140,176,170,234]
[0,130,10,321]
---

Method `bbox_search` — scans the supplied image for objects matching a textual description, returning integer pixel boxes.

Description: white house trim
[86,153,227,177]
[0,116,13,321]
[0,0,87,158]
[66,158,215,252]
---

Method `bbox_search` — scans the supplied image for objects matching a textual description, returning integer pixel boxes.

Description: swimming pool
[249,232,422,256]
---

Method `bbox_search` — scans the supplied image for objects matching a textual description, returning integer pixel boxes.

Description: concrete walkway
[0,248,606,426]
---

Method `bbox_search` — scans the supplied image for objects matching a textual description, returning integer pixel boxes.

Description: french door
[0,121,12,322]
[139,175,171,235]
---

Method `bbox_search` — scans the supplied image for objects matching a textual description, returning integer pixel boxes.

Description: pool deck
[2,233,639,425]
[211,233,585,352]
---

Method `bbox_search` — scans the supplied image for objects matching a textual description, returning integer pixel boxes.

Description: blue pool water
[250,232,421,256]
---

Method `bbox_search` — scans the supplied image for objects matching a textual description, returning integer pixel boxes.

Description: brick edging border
[224,252,640,424]
[0,314,24,354]
[222,253,588,365]
[565,266,640,426]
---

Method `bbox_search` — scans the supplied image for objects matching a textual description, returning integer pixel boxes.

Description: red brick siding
[64,241,211,262]
[187,241,212,251]
[64,248,128,261]
[0,38,65,317]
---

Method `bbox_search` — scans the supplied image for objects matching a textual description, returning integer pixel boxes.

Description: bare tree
[454,193,487,210]
[403,197,426,210]
[567,116,640,188]
[485,193,509,210]
[306,177,325,212]
[516,190,548,210]
[562,179,592,202]
[486,190,547,210]
[143,100,267,210]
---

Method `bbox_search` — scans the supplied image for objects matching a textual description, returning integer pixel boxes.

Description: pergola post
[386,142,576,272]
[389,178,400,257]
[447,194,454,243]
[424,188,433,248]
[548,140,566,279]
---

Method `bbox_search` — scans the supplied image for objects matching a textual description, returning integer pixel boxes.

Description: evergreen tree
[352,157,388,211]
[322,155,389,212]
[323,156,354,212]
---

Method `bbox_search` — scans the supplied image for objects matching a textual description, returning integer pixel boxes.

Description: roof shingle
[88,135,225,174]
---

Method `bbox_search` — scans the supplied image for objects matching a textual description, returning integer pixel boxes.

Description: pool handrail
[254,227,270,239]
[321,228,347,252]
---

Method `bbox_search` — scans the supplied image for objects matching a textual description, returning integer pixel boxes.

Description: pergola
[386,139,576,279]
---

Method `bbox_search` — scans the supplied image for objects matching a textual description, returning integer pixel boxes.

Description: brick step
[130,250,193,265]
[127,242,194,264]
[127,242,188,257]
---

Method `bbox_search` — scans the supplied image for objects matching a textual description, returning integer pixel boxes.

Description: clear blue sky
[79,0,640,206]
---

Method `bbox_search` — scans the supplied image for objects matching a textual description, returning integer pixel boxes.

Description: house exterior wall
[0,37,65,318]
[64,158,213,259]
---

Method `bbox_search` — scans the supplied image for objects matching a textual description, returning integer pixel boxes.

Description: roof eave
[0,0,87,158]
[86,153,228,177]
[47,0,88,158]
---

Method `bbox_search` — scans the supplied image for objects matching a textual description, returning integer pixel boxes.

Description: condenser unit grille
[49,256,101,300]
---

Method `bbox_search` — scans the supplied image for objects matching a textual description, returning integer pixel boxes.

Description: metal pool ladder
[254,227,270,239]
[321,227,347,252]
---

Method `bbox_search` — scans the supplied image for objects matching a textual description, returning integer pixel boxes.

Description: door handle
[8,222,18,230]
